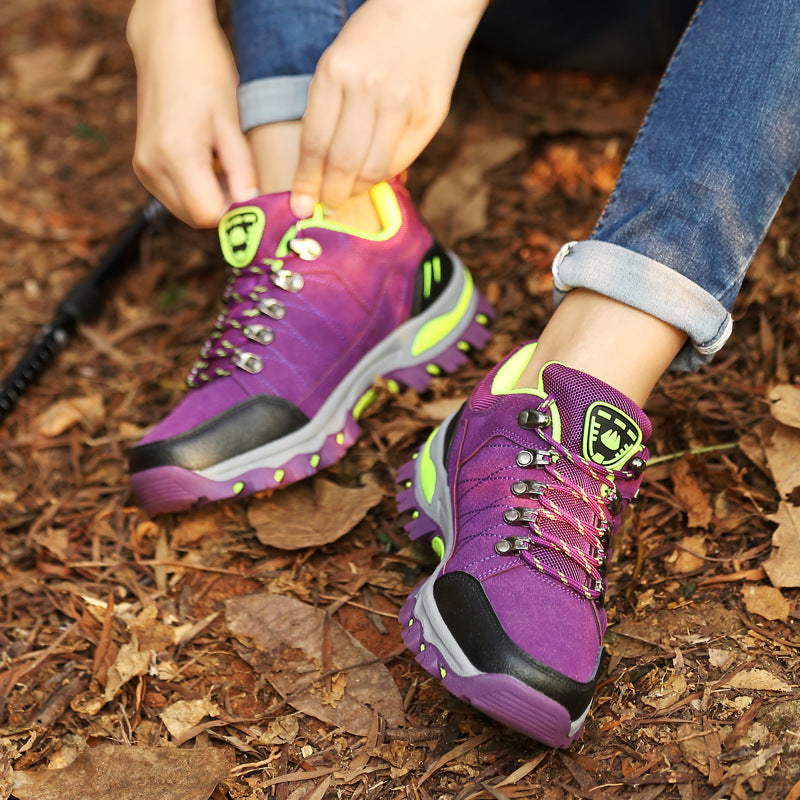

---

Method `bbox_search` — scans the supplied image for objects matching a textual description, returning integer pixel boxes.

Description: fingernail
[291,194,315,219]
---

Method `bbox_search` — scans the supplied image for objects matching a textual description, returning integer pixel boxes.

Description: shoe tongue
[541,362,650,469]
[218,193,297,268]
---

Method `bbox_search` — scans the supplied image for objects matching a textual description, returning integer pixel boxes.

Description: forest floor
[2,2,800,799]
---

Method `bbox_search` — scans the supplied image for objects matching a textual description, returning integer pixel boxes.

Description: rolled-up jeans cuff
[551,240,733,372]
[238,75,312,131]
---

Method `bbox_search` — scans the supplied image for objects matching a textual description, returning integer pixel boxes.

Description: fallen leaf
[226,593,404,735]
[762,421,800,500]
[36,394,105,437]
[247,475,383,550]
[670,458,712,528]
[725,669,791,692]
[708,648,735,670]
[763,502,800,588]
[642,672,688,711]
[741,584,790,621]
[159,698,220,740]
[667,534,707,574]
[104,632,153,701]
[10,743,230,800]
[10,43,104,103]
[421,129,524,242]
[769,384,800,429]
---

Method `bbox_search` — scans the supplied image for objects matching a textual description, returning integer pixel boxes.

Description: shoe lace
[186,235,322,387]
[496,399,646,602]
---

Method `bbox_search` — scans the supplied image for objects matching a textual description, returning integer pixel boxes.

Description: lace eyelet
[516,449,552,468]
[511,480,546,498]
[517,409,550,429]
[258,297,286,319]
[232,352,263,374]
[271,270,304,292]
[243,324,274,345]
[628,456,646,477]
[289,237,322,260]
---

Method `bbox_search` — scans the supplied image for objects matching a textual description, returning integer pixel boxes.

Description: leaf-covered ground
[3,2,800,799]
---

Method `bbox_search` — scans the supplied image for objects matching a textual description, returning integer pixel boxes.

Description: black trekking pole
[0,197,169,426]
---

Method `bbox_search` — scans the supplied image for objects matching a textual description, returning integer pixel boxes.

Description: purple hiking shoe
[396,342,650,747]
[129,180,493,513]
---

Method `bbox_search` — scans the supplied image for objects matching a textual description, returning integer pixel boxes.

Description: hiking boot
[396,342,650,747]
[130,180,493,513]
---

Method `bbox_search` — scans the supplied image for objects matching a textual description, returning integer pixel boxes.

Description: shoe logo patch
[582,402,642,469]
[219,206,266,268]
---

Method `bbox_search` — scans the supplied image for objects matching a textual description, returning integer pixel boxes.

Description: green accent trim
[336,433,345,445]
[423,261,432,299]
[218,206,266,267]
[490,345,563,442]
[310,454,321,468]
[457,341,470,352]
[274,469,285,483]
[233,481,244,495]
[491,343,539,394]
[420,643,426,652]
[432,256,441,282]
[411,268,474,357]
[408,619,414,627]
[476,313,489,325]
[353,388,377,420]
[292,181,402,243]
[419,429,438,504]
[431,536,445,560]
[426,364,441,376]
[386,379,400,394]
[411,510,419,519]
[439,666,447,678]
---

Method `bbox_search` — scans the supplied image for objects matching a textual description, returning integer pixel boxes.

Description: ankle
[515,289,687,405]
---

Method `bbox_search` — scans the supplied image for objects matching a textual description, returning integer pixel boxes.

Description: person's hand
[127,0,258,228]
[290,0,487,217]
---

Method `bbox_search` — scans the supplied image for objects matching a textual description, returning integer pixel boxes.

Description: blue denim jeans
[231,0,800,371]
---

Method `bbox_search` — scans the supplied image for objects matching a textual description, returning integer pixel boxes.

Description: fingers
[133,118,257,229]
[291,71,343,217]
[214,116,259,204]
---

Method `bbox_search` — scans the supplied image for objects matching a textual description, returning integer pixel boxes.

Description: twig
[647,442,738,466]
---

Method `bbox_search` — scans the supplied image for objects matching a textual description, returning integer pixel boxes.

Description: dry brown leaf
[670,458,712,528]
[763,502,800,588]
[10,744,230,800]
[36,393,105,437]
[768,384,800,429]
[741,584,790,621]
[247,475,383,550]
[421,129,524,242]
[11,43,105,103]
[159,698,220,740]
[104,632,153,701]
[762,421,800,499]
[226,593,404,735]
[667,534,707,574]
[725,669,791,692]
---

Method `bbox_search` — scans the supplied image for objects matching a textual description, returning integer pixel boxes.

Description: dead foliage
[2,2,800,799]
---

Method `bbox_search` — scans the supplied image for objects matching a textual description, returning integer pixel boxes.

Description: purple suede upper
[139,181,432,445]
[443,354,651,683]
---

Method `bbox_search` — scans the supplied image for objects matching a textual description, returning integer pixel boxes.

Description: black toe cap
[129,395,310,474]
[433,571,597,719]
